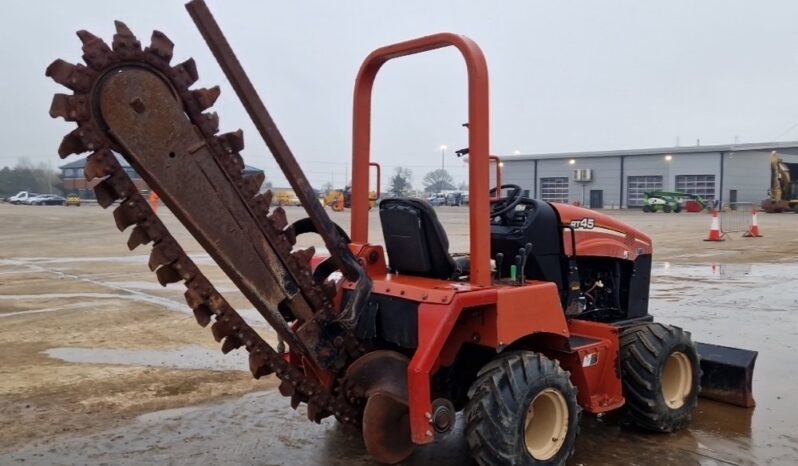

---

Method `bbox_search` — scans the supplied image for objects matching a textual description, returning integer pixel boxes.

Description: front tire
[620,323,700,432]
[466,351,580,466]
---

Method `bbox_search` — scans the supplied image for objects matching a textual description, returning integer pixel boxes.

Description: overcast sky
[3,0,798,188]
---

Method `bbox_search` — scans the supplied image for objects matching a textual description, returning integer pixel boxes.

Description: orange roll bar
[351,33,491,287]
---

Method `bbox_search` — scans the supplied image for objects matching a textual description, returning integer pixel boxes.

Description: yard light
[513,150,521,155]
[665,154,673,161]
[568,159,576,165]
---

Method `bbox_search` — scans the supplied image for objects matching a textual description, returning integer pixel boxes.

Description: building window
[675,174,716,201]
[627,175,663,207]
[540,177,569,203]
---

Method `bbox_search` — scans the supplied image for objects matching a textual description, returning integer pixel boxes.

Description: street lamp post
[440,145,447,171]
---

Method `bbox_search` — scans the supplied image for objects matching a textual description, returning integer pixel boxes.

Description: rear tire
[642,205,652,213]
[465,351,580,466]
[620,323,700,432]
[663,205,672,213]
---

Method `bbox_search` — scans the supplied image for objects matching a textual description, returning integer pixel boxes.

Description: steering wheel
[489,184,524,219]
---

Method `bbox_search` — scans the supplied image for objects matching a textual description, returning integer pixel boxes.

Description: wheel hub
[524,388,569,461]
[662,351,692,409]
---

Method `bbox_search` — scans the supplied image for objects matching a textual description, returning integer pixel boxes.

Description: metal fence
[720,202,754,233]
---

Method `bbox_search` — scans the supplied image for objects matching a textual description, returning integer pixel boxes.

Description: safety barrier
[720,202,755,234]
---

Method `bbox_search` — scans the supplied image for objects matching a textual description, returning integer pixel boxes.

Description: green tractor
[642,191,708,213]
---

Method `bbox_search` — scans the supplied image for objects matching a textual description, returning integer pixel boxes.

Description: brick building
[60,155,265,199]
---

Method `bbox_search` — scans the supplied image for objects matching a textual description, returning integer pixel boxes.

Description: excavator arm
[47,1,369,423]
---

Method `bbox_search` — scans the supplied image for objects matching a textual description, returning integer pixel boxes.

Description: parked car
[9,191,37,204]
[427,195,446,206]
[26,194,67,206]
[66,193,81,206]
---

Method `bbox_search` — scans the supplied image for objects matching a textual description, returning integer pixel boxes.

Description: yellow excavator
[323,162,381,212]
[762,150,798,213]
[323,186,378,212]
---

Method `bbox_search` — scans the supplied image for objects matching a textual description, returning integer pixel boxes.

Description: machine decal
[582,352,599,367]
[570,218,596,230]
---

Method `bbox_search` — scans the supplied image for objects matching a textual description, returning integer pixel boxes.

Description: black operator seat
[379,198,469,279]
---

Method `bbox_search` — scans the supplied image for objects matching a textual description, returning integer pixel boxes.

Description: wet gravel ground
[2,204,798,465]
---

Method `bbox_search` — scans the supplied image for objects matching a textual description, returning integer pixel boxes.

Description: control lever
[514,254,523,285]
[494,253,504,280]
[518,243,533,285]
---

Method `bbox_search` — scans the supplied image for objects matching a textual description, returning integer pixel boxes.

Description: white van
[9,191,36,204]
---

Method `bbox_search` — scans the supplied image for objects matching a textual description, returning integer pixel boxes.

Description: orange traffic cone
[149,191,159,214]
[743,207,763,237]
[704,210,725,241]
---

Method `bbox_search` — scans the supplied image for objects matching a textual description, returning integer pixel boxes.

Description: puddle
[4,259,798,465]
[44,345,249,372]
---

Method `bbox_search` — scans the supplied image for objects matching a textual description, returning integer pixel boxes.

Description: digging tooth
[228,152,245,174]
[197,112,219,136]
[191,86,220,111]
[260,190,274,207]
[170,58,198,88]
[211,318,233,343]
[252,191,272,216]
[93,178,122,208]
[269,207,288,231]
[192,304,213,327]
[138,219,167,245]
[221,336,242,354]
[290,393,302,409]
[280,379,296,397]
[249,351,272,378]
[155,264,183,286]
[111,20,141,53]
[49,94,88,122]
[291,247,316,266]
[127,225,152,250]
[184,287,208,309]
[112,199,143,231]
[217,129,245,153]
[240,172,264,199]
[306,403,324,423]
[84,149,114,179]
[45,59,92,93]
[282,225,297,246]
[57,129,88,158]
[76,30,113,69]
[148,241,178,271]
[146,30,174,64]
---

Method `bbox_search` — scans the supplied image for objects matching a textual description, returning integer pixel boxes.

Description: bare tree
[423,169,455,193]
[389,167,413,196]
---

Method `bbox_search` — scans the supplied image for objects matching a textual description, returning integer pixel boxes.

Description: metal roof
[503,140,798,161]
[59,155,263,174]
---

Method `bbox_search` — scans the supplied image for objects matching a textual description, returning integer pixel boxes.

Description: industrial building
[60,155,265,199]
[501,141,798,209]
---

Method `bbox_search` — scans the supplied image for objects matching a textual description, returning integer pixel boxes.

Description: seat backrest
[379,198,456,279]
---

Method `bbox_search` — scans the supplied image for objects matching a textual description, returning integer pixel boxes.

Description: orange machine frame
[345,34,626,446]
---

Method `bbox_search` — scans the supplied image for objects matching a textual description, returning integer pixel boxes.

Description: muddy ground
[0,203,797,465]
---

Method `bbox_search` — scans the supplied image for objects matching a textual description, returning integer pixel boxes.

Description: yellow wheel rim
[524,388,569,460]
[662,351,692,409]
